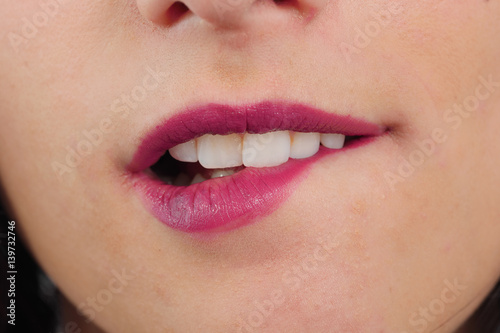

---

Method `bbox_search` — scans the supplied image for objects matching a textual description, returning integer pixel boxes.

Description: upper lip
[127,100,385,172]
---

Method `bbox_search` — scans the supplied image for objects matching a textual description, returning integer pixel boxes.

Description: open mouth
[151,131,357,186]
[127,101,385,233]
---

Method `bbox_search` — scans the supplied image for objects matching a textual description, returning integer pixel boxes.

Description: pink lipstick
[128,101,384,233]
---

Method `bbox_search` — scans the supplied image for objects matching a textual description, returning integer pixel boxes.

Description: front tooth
[169,140,198,162]
[290,132,320,159]
[320,133,346,149]
[243,131,290,168]
[197,134,243,169]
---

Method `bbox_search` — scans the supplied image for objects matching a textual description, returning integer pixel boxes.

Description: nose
[136,0,322,28]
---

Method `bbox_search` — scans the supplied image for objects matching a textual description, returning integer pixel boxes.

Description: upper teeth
[168,131,346,169]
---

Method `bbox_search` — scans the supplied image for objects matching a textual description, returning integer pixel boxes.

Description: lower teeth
[190,174,207,185]
[210,169,236,179]
[165,169,239,186]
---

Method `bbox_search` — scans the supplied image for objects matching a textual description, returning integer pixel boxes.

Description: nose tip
[136,0,257,28]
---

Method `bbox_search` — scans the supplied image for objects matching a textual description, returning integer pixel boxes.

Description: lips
[127,101,385,233]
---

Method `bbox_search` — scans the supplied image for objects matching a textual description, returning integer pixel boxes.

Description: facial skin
[1,0,500,332]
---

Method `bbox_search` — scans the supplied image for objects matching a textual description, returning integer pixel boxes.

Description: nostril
[273,0,298,6]
[272,0,316,20]
[272,0,313,17]
[165,2,190,26]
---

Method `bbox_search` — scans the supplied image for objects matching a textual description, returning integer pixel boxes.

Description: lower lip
[130,139,374,233]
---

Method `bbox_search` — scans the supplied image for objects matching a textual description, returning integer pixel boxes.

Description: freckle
[350,199,367,216]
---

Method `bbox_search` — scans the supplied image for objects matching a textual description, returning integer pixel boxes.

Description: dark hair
[1,204,499,333]
[471,279,500,333]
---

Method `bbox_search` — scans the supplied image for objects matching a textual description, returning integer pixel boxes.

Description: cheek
[378,117,500,325]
